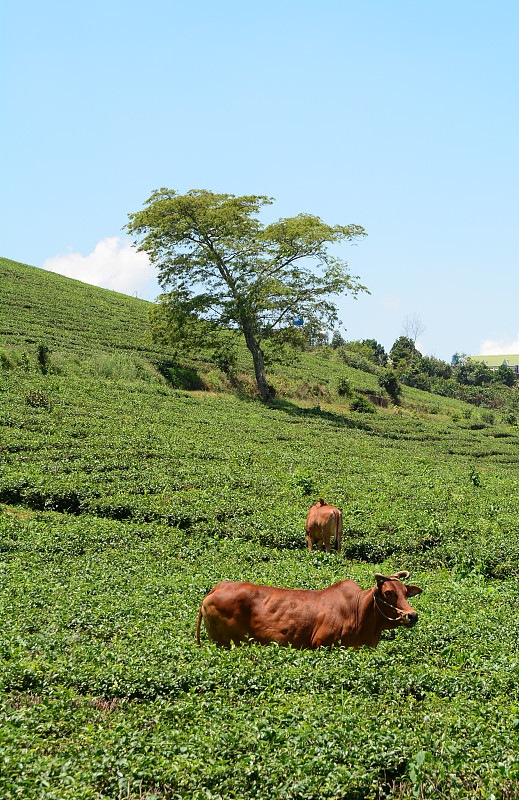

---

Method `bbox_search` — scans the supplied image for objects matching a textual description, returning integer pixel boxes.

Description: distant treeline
[332,334,519,416]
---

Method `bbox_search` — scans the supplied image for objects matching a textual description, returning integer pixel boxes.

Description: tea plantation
[1,257,519,799]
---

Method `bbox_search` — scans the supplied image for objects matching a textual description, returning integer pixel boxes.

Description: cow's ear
[405,584,422,598]
[374,573,388,587]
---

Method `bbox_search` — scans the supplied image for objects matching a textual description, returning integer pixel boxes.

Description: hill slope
[0,256,162,357]
[0,257,493,416]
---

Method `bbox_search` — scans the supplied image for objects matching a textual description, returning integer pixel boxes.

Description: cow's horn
[374,573,389,583]
[392,570,410,580]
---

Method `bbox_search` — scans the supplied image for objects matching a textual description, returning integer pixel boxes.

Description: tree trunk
[242,325,273,402]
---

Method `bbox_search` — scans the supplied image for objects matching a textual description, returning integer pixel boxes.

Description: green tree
[492,363,517,387]
[402,355,452,390]
[331,330,346,349]
[390,336,419,373]
[126,189,367,401]
[456,359,493,387]
[346,338,388,366]
[420,355,452,379]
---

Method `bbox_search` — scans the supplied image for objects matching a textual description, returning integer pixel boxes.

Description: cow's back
[200,579,361,648]
[305,501,342,553]
[201,581,324,647]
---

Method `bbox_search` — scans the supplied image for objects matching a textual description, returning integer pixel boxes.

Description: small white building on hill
[469,354,519,375]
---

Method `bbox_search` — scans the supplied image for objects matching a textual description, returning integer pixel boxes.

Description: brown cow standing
[305,498,343,553]
[196,571,422,649]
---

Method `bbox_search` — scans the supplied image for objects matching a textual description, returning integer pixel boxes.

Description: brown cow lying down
[305,498,343,553]
[196,571,422,649]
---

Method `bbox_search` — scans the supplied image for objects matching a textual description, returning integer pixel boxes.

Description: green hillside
[1,257,519,799]
[0,256,495,416]
[0,256,173,361]
[0,256,395,402]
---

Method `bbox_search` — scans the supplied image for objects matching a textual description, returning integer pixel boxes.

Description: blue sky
[2,0,518,361]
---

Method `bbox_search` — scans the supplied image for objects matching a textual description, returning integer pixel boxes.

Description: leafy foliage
[24,389,51,409]
[331,330,346,349]
[399,350,519,415]
[125,189,368,400]
[390,336,419,372]
[344,338,388,366]
[349,393,377,413]
[456,359,494,387]
[337,376,353,397]
[37,343,50,374]
[492,363,517,387]
[337,346,385,377]
[378,370,402,405]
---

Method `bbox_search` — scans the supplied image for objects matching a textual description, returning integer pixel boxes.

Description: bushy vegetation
[337,345,386,378]
[398,350,519,415]
[1,257,519,798]
[334,333,519,417]
[339,338,388,366]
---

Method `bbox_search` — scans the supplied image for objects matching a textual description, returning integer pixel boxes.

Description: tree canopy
[126,189,367,400]
[344,338,388,366]
[389,336,420,373]
[492,363,517,387]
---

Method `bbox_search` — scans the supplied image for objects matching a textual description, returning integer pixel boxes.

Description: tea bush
[0,349,17,370]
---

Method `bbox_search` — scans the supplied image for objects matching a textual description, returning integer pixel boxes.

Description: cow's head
[373,572,422,628]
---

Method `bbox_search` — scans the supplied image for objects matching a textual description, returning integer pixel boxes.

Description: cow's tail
[333,509,343,553]
[196,604,203,646]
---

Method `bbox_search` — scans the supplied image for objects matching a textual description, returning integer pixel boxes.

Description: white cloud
[381,293,402,313]
[479,335,519,355]
[43,237,159,299]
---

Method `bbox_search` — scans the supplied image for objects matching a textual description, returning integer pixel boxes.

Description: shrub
[83,353,142,380]
[337,377,353,397]
[431,377,458,398]
[0,349,16,370]
[37,343,50,374]
[290,471,316,495]
[492,363,517,387]
[378,370,402,404]
[401,365,432,391]
[294,381,329,400]
[456,360,493,387]
[469,467,482,487]
[341,338,387,365]
[350,394,376,413]
[235,373,260,398]
[157,361,204,390]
